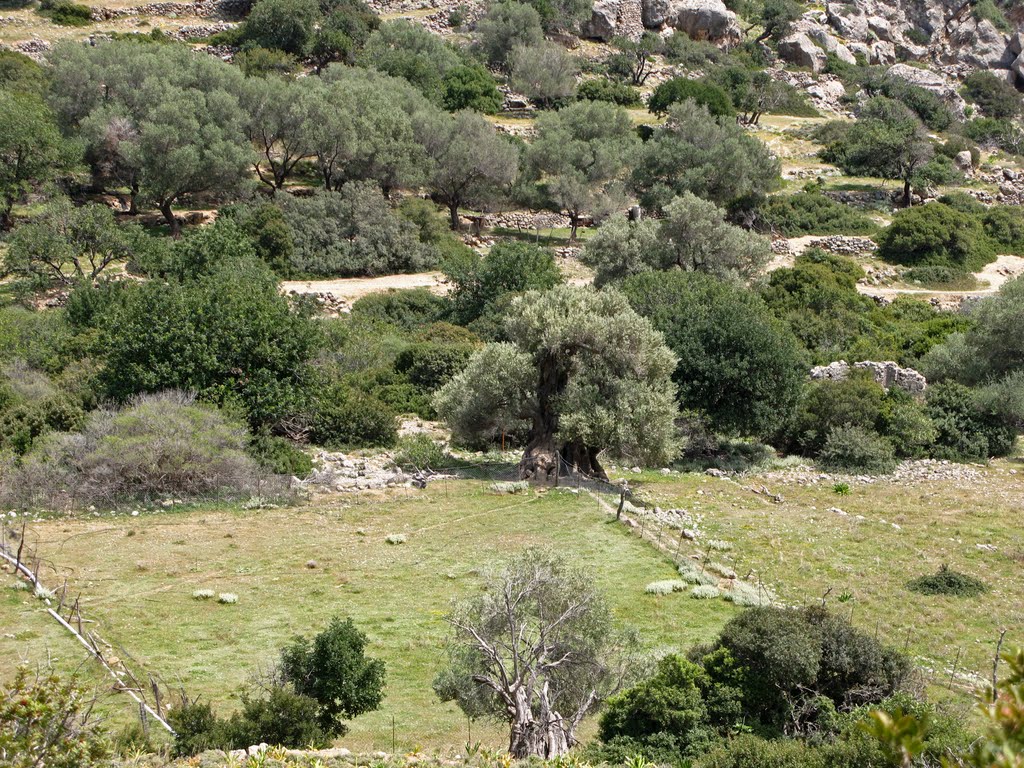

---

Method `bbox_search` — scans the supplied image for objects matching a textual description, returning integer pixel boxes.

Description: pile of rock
[286,290,350,315]
[810,360,927,394]
[299,452,411,492]
[90,0,248,19]
[170,21,237,39]
[487,211,570,231]
[580,0,741,44]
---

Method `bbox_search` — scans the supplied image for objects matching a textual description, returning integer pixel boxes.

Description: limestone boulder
[661,0,740,43]
[580,0,619,40]
[778,32,827,72]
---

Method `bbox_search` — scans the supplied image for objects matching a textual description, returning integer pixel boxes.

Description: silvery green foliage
[645,580,688,595]
[690,585,721,599]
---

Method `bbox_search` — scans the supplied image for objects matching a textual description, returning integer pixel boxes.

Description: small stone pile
[286,291,350,315]
[806,235,877,256]
[299,452,411,492]
[90,0,248,20]
[487,211,570,231]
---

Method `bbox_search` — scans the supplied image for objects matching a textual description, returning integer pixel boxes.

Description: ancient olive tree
[434,549,639,759]
[420,110,519,229]
[509,42,579,109]
[474,0,544,70]
[632,100,781,212]
[582,193,771,286]
[241,76,313,192]
[435,285,678,478]
[526,100,638,240]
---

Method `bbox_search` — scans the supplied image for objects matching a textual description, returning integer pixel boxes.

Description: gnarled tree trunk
[519,353,608,481]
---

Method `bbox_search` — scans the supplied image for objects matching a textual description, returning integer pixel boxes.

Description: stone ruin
[810,360,927,394]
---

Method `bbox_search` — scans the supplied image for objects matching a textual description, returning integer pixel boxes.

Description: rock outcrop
[581,0,740,43]
[810,360,927,394]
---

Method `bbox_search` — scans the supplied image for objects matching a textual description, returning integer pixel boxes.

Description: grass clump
[691,585,721,599]
[489,481,529,495]
[217,593,239,604]
[724,581,774,607]
[907,564,988,597]
[192,589,215,600]
[678,561,718,587]
[9,580,29,592]
[385,533,407,545]
[645,580,688,595]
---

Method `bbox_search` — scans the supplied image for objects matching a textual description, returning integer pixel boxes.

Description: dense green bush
[755,191,877,236]
[576,78,641,106]
[697,734,829,768]
[248,433,314,478]
[648,77,734,117]
[878,77,953,132]
[907,564,988,597]
[350,288,447,331]
[925,380,1016,460]
[876,203,995,272]
[904,265,979,290]
[37,0,93,26]
[279,616,387,735]
[622,271,806,439]
[817,424,897,474]
[308,382,398,448]
[981,205,1024,254]
[441,64,502,114]
[227,686,330,749]
[963,71,1022,120]
[789,373,886,455]
[392,433,448,470]
[965,117,1024,154]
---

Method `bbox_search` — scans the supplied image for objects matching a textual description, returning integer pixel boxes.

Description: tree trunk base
[519,442,607,482]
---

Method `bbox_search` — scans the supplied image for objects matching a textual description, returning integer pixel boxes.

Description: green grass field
[3,458,1022,753]
[0,482,736,752]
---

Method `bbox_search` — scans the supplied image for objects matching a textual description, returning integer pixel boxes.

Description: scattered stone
[810,360,927,394]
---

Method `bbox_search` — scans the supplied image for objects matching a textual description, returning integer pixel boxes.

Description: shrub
[37,0,93,25]
[877,203,996,271]
[0,668,109,767]
[279,616,386,735]
[724,581,773,607]
[217,593,238,604]
[309,382,398,448]
[228,685,329,749]
[963,70,1022,120]
[577,78,641,106]
[817,425,897,474]
[756,191,877,237]
[248,433,313,478]
[392,434,448,470]
[350,288,446,331]
[192,589,215,600]
[385,533,407,544]
[168,701,232,756]
[10,392,261,507]
[790,374,886,456]
[441,65,502,114]
[926,380,1017,460]
[697,734,829,768]
[903,265,978,289]
[679,561,718,587]
[906,564,988,596]
[645,580,689,595]
[981,205,1024,254]
[648,77,734,117]
[691,585,721,599]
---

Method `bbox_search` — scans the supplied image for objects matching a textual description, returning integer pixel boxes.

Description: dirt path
[281,272,448,301]
[857,255,1024,303]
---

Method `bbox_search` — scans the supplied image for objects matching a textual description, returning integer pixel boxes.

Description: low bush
[308,382,398,448]
[903,265,979,290]
[648,77,734,117]
[876,203,995,272]
[37,0,93,25]
[349,288,447,331]
[392,434,448,470]
[248,433,313,478]
[926,380,1017,460]
[817,424,897,474]
[755,191,877,237]
[906,564,988,596]
[963,70,1022,120]
[577,78,641,106]
[981,205,1024,254]
[645,580,689,595]
[5,392,263,507]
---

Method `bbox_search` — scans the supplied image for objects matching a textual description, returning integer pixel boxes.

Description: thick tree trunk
[159,201,181,239]
[508,688,572,759]
[903,177,913,208]
[568,214,579,242]
[519,355,608,481]
[449,202,461,231]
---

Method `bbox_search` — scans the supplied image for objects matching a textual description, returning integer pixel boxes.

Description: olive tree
[509,42,579,109]
[437,285,678,478]
[632,100,781,212]
[474,0,544,70]
[582,193,771,285]
[434,549,639,759]
[241,75,313,192]
[419,110,519,229]
[526,100,638,240]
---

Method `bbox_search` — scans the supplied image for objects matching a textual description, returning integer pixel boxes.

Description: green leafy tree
[279,616,386,736]
[818,97,936,208]
[0,50,48,95]
[241,0,320,55]
[606,33,660,86]
[474,0,544,70]
[357,20,462,103]
[632,100,781,211]
[509,41,579,109]
[648,78,734,118]
[622,271,805,438]
[309,0,378,71]
[434,549,638,759]
[419,110,519,229]
[5,198,144,286]
[240,75,313,192]
[743,0,802,42]
[441,64,502,114]
[0,91,71,230]
[526,100,639,239]
[963,70,1023,120]
[521,0,592,31]
[97,256,321,430]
